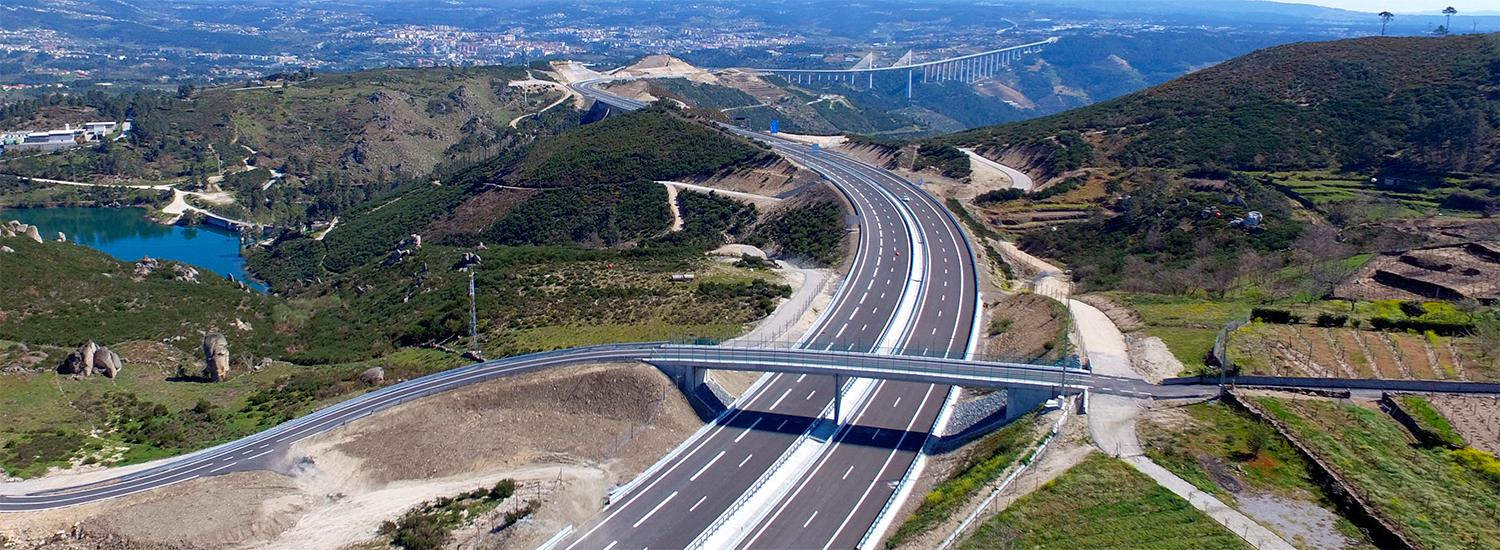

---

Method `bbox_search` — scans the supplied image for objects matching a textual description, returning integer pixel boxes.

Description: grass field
[1138,401,1374,547]
[1397,395,1466,448]
[1256,396,1500,549]
[961,452,1249,549]
[1140,402,1321,500]
[1112,292,1253,373]
[1259,171,1439,215]
[887,413,1039,548]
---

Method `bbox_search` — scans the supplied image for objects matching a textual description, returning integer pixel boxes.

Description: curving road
[563,78,980,550]
[561,90,941,549]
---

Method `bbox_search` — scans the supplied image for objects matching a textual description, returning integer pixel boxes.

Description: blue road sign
[770,119,780,133]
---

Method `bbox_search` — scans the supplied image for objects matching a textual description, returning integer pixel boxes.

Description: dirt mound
[984,293,1067,361]
[675,155,819,198]
[0,362,701,550]
[614,55,718,84]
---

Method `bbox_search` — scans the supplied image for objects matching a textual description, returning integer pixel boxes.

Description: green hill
[502,105,773,187]
[250,106,800,285]
[916,34,1500,295]
[938,34,1500,178]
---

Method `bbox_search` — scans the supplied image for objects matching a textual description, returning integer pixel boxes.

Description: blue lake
[1,206,266,291]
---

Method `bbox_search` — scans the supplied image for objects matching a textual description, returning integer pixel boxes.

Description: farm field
[1228,323,1498,381]
[1427,395,1500,455]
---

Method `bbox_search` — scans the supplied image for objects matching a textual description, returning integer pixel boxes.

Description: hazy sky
[1281,1,1482,13]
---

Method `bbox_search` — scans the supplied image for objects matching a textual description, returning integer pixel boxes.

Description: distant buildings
[0,121,127,153]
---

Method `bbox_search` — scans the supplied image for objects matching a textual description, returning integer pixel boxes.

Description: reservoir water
[1,206,265,291]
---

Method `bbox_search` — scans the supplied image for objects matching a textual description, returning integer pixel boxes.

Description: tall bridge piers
[762,37,1058,99]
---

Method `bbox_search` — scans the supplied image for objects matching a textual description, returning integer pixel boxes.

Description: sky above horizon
[1278,1,1486,13]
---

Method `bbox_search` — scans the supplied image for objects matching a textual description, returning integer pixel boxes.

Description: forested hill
[250,106,789,284]
[933,33,1500,178]
[502,105,774,187]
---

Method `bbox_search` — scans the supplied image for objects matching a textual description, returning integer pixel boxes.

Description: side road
[995,240,1295,550]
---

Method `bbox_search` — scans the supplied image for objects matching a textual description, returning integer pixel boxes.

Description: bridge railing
[651,343,1088,390]
[667,335,1082,369]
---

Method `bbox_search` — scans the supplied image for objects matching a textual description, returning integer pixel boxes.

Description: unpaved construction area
[0,363,701,550]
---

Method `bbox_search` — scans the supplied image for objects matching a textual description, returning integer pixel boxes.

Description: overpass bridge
[0,341,1161,512]
[753,37,1059,97]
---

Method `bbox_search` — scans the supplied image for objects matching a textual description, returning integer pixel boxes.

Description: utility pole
[468,271,478,353]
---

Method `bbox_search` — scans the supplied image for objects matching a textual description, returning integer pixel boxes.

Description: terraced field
[1259,171,1438,214]
[1229,324,1496,381]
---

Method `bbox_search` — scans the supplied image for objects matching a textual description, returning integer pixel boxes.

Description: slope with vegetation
[899,35,1500,386]
[1,66,576,227]
[960,452,1249,549]
[0,103,837,477]
[940,34,1500,178]
[1254,395,1500,549]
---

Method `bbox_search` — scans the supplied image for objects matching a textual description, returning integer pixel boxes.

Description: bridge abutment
[653,362,729,420]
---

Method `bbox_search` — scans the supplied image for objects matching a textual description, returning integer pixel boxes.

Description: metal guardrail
[937,395,1073,549]
[651,345,1083,391]
[1164,374,1500,394]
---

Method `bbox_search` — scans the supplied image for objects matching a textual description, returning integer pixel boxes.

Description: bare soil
[0,362,701,550]
[983,293,1065,361]
[422,187,538,240]
[675,156,817,198]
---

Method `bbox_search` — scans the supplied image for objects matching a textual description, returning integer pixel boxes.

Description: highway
[561,95,938,548]
[3,70,1494,547]
[563,78,980,549]
[736,135,976,550]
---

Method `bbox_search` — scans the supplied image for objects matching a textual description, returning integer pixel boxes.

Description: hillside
[1,66,575,226]
[939,34,1500,178]
[502,105,773,187]
[662,30,1333,138]
[249,106,838,287]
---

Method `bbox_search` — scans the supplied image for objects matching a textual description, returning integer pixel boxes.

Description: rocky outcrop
[453,252,482,271]
[173,264,201,284]
[202,332,230,381]
[78,341,99,375]
[94,347,122,378]
[57,341,124,378]
[387,234,424,265]
[2,220,45,244]
[133,257,160,281]
[359,366,385,384]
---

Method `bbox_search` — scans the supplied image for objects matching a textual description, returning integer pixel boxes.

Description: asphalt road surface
[562,82,979,550]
